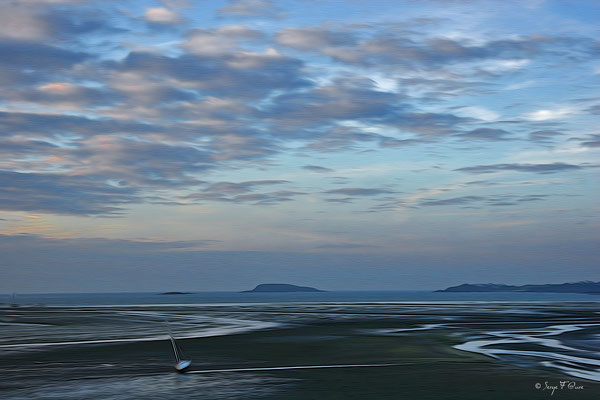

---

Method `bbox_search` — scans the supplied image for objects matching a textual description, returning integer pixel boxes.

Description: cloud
[259,77,464,146]
[0,138,58,159]
[0,1,597,293]
[455,162,585,174]
[0,131,227,215]
[41,8,126,38]
[232,190,305,205]
[0,111,162,140]
[1,109,285,189]
[314,243,378,249]
[528,130,563,142]
[111,49,310,100]
[420,196,486,207]
[276,28,594,71]
[517,194,548,202]
[398,77,487,98]
[479,58,531,73]
[301,126,382,152]
[0,133,232,214]
[203,180,289,195]
[0,39,90,84]
[0,5,46,40]
[302,165,334,173]
[252,74,469,147]
[186,190,305,205]
[454,128,512,141]
[182,25,264,56]
[0,234,217,253]
[378,138,425,148]
[504,80,537,91]
[263,78,401,128]
[0,171,140,215]
[579,134,600,148]
[521,107,575,121]
[392,112,467,136]
[0,3,123,41]
[5,82,120,109]
[183,180,304,204]
[276,27,356,50]
[217,0,284,19]
[485,220,537,228]
[1,1,597,223]
[323,188,396,196]
[454,106,500,121]
[325,198,354,204]
[66,137,213,187]
[419,193,550,208]
[143,7,182,24]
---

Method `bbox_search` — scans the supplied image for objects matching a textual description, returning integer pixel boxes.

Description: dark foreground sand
[180,320,599,399]
[1,302,598,399]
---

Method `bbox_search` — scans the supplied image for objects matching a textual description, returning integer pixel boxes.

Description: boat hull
[175,360,192,372]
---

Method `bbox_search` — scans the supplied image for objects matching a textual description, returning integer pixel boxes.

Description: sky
[1,0,599,293]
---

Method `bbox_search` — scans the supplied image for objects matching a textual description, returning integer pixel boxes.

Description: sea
[3,290,599,306]
[1,291,599,399]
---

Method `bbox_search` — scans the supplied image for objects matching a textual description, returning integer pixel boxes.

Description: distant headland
[436,281,600,294]
[242,284,325,293]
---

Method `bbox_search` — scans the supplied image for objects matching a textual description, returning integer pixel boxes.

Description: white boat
[168,333,192,372]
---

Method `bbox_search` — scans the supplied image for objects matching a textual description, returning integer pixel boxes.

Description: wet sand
[1,302,599,399]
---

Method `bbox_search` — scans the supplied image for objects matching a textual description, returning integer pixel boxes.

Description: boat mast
[169,334,181,363]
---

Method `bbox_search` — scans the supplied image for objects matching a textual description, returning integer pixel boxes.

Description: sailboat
[165,319,192,372]
[169,333,192,372]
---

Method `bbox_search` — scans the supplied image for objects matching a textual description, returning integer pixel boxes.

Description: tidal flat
[1,301,599,399]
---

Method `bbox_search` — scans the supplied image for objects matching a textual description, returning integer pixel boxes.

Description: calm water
[3,290,599,306]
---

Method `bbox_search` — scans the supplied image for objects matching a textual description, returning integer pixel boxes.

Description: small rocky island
[159,291,192,295]
[437,281,600,294]
[242,284,325,293]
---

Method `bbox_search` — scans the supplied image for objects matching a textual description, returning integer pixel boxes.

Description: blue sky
[1,0,598,292]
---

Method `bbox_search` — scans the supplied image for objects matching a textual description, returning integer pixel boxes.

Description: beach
[1,295,599,399]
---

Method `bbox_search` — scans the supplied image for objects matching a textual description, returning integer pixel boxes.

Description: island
[436,281,600,294]
[159,291,192,295]
[242,283,326,293]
